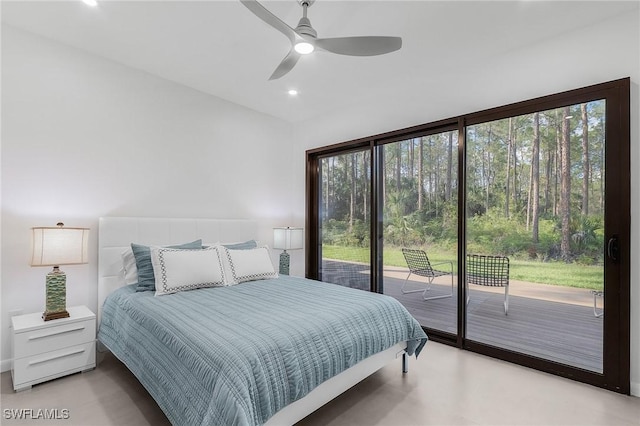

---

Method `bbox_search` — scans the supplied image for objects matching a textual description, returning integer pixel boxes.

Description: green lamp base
[43,311,70,321]
[279,251,290,275]
[43,267,70,321]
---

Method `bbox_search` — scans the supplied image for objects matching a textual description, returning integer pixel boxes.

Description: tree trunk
[512,125,518,210]
[326,158,332,219]
[418,138,423,210]
[395,143,401,193]
[600,119,604,212]
[362,151,368,222]
[544,147,552,215]
[427,137,433,211]
[531,112,540,243]
[381,149,386,211]
[435,141,441,216]
[581,103,590,215]
[560,107,572,261]
[349,153,356,231]
[554,110,561,216]
[505,118,512,218]
[409,139,414,181]
[526,155,533,231]
[445,132,453,202]
[485,124,492,213]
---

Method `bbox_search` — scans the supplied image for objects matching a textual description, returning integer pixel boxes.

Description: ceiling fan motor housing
[296,0,317,38]
[296,17,317,38]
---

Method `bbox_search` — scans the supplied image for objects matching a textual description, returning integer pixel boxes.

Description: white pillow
[204,240,259,285]
[150,246,227,296]
[223,246,278,285]
[121,248,138,285]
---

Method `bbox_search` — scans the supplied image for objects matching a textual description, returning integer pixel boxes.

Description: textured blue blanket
[98,275,427,425]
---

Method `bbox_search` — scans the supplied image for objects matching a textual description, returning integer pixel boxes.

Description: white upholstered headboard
[98,217,259,323]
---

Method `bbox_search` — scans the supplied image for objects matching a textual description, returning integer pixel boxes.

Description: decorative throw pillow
[132,239,202,292]
[203,240,258,250]
[121,248,138,285]
[151,246,226,296]
[223,245,278,285]
[204,240,259,284]
[221,240,258,250]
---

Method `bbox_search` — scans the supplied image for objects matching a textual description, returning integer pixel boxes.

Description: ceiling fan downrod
[296,0,317,39]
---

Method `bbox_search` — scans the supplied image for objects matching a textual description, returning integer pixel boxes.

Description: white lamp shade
[273,227,304,251]
[31,226,90,266]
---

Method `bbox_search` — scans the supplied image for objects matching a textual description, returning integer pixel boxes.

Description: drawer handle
[28,348,86,366]
[28,325,85,341]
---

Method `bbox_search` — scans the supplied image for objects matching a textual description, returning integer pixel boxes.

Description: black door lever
[607,234,619,263]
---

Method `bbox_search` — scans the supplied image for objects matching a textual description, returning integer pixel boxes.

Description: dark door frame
[305,78,630,394]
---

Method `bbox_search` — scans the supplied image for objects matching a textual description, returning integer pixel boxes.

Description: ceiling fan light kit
[294,42,314,54]
[240,0,402,80]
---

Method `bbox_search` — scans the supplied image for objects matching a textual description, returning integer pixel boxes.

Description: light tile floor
[1,342,638,425]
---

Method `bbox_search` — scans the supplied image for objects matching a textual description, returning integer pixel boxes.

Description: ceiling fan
[240,0,402,80]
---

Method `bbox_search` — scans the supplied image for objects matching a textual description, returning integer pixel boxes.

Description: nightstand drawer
[13,318,95,359]
[13,341,95,387]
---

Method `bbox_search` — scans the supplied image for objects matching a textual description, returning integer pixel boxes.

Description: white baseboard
[631,380,640,397]
[1,358,11,373]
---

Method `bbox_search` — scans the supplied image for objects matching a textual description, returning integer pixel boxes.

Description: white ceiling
[2,1,637,123]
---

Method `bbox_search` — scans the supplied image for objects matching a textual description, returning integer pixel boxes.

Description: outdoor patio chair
[401,248,454,301]
[467,254,510,315]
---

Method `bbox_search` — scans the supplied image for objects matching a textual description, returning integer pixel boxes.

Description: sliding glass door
[465,102,606,372]
[305,78,629,393]
[380,131,458,335]
[315,148,371,291]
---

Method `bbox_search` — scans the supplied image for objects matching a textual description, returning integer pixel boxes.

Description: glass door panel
[318,150,371,290]
[465,101,605,372]
[381,131,459,334]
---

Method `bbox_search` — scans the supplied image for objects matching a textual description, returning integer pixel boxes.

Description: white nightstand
[11,305,96,391]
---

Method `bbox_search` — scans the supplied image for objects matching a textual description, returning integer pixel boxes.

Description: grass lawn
[322,245,603,290]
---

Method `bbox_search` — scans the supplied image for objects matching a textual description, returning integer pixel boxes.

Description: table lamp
[273,227,303,275]
[31,222,89,321]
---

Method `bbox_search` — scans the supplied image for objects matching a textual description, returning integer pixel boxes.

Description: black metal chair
[466,254,510,315]
[401,248,454,301]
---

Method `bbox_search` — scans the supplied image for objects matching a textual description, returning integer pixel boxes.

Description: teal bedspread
[98,275,427,425]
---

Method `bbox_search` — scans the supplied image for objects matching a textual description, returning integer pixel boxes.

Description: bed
[97,217,428,425]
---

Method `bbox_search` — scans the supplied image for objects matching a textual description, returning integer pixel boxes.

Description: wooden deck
[321,260,603,373]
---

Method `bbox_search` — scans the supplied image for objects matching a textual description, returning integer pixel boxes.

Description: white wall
[2,6,638,396]
[0,26,301,370]
[292,12,640,395]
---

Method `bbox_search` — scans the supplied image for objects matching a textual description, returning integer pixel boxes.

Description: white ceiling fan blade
[315,36,402,56]
[269,49,301,80]
[239,0,299,45]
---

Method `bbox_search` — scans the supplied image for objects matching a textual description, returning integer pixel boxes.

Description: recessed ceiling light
[288,90,299,96]
[82,0,98,7]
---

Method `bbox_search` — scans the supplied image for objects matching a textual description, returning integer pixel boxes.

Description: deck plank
[320,260,603,373]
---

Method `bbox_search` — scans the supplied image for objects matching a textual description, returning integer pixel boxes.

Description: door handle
[607,235,619,263]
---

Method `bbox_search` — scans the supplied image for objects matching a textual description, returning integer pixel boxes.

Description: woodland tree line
[321,100,605,265]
